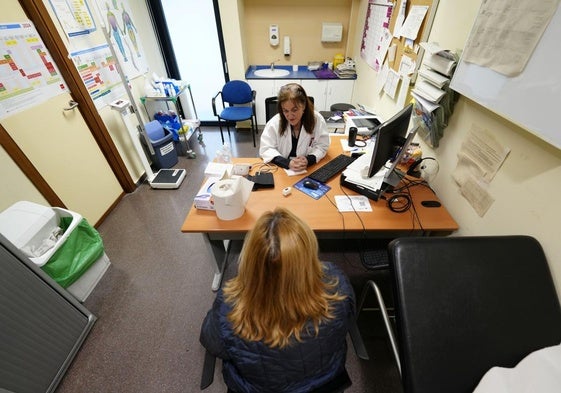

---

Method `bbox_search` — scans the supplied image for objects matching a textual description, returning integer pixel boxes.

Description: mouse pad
[294,177,331,199]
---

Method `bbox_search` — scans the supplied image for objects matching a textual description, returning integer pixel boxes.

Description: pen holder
[348,127,358,147]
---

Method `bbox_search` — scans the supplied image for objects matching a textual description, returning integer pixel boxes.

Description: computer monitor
[367,103,413,178]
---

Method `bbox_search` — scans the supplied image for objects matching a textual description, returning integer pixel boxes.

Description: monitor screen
[367,103,413,178]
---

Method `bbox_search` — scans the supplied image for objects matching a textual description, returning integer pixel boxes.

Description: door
[0,0,136,224]
[148,0,227,123]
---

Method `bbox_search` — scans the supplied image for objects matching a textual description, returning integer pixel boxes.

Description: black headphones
[407,157,437,177]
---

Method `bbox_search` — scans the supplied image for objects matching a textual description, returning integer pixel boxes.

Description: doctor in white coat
[260,83,330,172]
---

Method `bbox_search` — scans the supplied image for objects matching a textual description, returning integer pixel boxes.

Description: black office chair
[264,96,314,123]
[377,235,561,393]
[330,103,355,112]
[212,80,258,147]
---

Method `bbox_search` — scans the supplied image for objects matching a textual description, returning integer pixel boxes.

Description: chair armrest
[200,349,216,390]
[212,91,222,117]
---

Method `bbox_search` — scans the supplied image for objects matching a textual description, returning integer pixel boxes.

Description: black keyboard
[308,154,357,184]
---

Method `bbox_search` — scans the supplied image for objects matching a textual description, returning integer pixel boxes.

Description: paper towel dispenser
[322,22,343,42]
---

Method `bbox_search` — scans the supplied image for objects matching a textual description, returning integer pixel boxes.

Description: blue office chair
[212,80,257,147]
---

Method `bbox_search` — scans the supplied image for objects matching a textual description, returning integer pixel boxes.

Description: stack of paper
[412,43,458,104]
[411,43,460,148]
[420,42,458,76]
[412,80,446,103]
[418,66,450,88]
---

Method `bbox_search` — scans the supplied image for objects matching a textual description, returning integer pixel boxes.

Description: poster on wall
[70,44,126,109]
[0,22,67,120]
[91,0,148,80]
[48,0,97,37]
[49,0,149,108]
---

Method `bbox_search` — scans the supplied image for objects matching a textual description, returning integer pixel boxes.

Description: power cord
[386,193,412,213]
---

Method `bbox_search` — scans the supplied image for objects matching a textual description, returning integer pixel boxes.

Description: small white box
[194,177,220,211]
[322,22,343,42]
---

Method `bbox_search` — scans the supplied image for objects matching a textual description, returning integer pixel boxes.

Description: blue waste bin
[143,120,178,169]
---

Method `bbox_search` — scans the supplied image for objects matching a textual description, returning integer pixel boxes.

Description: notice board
[360,0,439,75]
[450,1,561,150]
[387,0,438,74]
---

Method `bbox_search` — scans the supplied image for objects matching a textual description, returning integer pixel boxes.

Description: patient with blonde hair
[200,207,355,392]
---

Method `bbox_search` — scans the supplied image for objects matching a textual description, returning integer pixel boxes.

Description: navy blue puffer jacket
[199,262,356,393]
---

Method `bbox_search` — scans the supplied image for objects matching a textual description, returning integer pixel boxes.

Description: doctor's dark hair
[223,207,345,348]
[277,83,316,136]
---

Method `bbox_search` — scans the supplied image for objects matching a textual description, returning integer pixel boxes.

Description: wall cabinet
[300,79,355,112]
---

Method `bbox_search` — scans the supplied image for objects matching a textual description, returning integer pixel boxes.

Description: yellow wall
[243,0,352,67]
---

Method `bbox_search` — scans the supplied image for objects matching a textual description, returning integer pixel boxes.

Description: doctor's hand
[289,156,308,172]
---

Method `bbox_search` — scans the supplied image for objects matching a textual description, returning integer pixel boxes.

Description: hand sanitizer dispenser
[284,36,291,56]
[269,24,279,46]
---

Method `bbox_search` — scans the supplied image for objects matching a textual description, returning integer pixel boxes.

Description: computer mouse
[303,180,319,190]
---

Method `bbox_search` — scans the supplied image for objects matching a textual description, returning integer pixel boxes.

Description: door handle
[63,100,79,111]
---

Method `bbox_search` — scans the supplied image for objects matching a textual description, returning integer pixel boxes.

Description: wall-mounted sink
[253,69,291,77]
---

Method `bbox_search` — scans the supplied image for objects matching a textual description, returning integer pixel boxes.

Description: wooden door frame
[9,0,137,202]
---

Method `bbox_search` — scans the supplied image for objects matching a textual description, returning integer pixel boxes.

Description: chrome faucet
[270,59,280,71]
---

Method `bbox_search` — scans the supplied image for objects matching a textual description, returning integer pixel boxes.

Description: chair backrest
[221,80,253,104]
[264,96,315,122]
[389,235,561,393]
[265,96,278,122]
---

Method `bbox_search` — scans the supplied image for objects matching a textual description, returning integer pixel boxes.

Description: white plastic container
[0,201,82,267]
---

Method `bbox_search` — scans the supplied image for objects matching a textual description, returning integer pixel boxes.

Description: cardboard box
[194,177,220,210]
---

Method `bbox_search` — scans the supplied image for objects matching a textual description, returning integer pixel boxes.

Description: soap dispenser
[269,25,279,46]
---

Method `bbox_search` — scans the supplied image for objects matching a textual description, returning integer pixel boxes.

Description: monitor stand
[150,169,186,189]
[383,169,405,189]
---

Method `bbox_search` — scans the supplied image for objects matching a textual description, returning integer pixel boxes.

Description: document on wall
[397,5,429,40]
[49,0,96,37]
[383,68,400,99]
[452,124,511,185]
[461,0,559,76]
[0,22,67,120]
[459,174,495,217]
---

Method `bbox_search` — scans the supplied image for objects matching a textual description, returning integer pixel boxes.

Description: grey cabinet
[0,234,95,393]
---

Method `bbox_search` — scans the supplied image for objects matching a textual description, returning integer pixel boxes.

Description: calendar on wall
[360,0,394,72]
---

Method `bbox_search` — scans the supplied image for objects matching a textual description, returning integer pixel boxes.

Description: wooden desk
[181,135,458,290]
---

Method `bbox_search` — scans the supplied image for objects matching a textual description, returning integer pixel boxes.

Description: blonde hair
[223,208,345,348]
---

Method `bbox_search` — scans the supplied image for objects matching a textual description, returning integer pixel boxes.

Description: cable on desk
[251,162,278,175]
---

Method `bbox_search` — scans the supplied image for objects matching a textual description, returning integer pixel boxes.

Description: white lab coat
[259,111,330,164]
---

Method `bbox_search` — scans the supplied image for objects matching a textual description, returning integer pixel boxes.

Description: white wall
[350,0,561,300]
